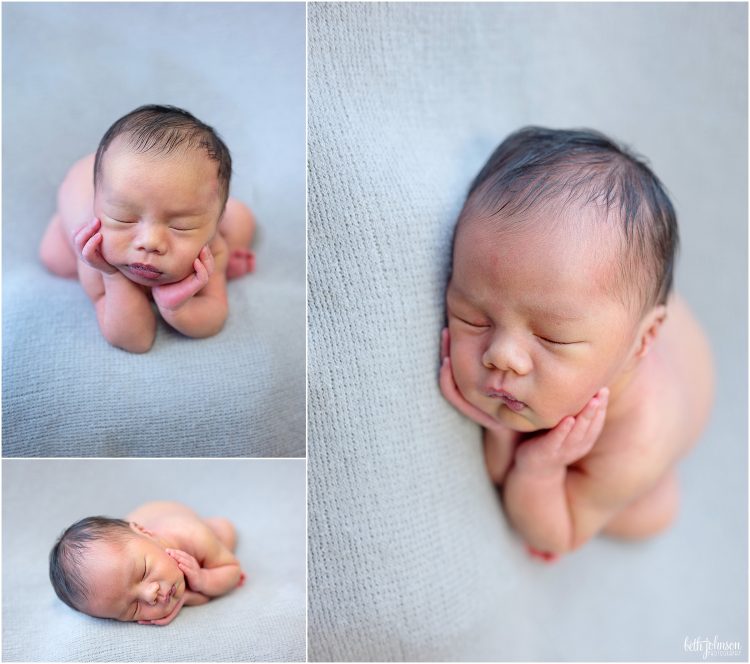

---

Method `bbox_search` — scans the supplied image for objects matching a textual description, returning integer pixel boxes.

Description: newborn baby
[49,501,245,625]
[440,127,714,560]
[39,104,256,353]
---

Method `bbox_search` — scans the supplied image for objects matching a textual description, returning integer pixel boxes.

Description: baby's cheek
[451,350,485,407]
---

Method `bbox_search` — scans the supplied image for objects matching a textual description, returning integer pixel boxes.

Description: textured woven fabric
[2,459,306,662]
[307,3,747,661]
[2,3,305,457]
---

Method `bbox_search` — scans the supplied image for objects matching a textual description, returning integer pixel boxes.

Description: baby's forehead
[104,134,214,170]
[458,201,625,261]
[455,207,638,309]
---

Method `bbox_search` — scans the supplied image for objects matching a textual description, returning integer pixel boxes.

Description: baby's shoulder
[577,371,682,495]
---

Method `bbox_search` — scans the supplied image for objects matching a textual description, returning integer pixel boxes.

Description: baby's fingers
[193,257,209,287]
[440,328,450,362]
[439,357,500,430]
[564,389,609,453]
[166,548,189,564]
[201,246,215,277]
[72,218,99,254]
[80,231,103,262]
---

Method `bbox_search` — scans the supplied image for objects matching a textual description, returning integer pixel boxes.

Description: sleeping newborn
[49,501,245,625]
[440,127,715,560]
[39,104,256,353]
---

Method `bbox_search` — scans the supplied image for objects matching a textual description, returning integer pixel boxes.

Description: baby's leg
[204,516,238,552]
[204,517,246,587]
[39,154,96,278]
[602,470,680,540]
[39,213,77,277]
[218,198,256,279]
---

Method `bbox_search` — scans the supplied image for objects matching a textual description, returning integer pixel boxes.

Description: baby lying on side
[39,104,256,353]
[49,501,245,625]
[440,127,715,560]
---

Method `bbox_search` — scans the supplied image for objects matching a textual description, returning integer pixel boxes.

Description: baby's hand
[166,548,206,594]
[73,218,118,275]
[138,595,185,626]
[152,246,215,311]
[513,388,609,476]
[439,328,505,433]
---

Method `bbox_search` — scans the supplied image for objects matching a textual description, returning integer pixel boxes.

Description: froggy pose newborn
[49,501,245,625]
[39,104,256,353]
[440,127,714,560]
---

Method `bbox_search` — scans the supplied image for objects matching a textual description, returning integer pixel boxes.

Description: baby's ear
[129,521,156,539]
[634,304,667,359]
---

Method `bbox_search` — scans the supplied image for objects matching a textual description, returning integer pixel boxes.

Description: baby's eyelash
[538,336,576,346]
[453,315,489,328]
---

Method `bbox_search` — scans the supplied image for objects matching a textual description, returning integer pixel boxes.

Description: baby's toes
[526,544,560,563]
[226,250,255,280]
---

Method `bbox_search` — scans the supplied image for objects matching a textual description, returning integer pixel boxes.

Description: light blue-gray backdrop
[3,2,305,456]
[307,2,747,661]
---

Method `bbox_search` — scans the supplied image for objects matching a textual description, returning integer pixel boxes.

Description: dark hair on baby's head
[93,104,232,209]
[49,516,132,612]
[459,126,679,314]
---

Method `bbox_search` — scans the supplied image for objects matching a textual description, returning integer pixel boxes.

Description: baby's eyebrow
[529,306,585,323]
[105,198,137,209]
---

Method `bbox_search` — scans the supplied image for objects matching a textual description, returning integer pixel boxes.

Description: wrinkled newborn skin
[83,502,245,626]
[39,137,256,353]
[440,213,715,560]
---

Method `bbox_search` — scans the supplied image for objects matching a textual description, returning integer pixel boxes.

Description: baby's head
[93,104,232,285]
[49,516,185,622]
[447,127,679,432]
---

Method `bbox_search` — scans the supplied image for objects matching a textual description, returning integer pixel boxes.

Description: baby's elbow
[104,326,156,354]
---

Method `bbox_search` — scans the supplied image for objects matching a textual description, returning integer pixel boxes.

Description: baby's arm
[75,219,156,353]
[502,390,634,555]
[153,243,229,338]
[166,547,242,598]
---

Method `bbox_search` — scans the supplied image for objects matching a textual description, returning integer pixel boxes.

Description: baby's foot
[526,544,560,563]
[226,248,255,280]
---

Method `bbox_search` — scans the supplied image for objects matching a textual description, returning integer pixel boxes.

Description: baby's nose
[136,224,167,254]
[483,333,532,375]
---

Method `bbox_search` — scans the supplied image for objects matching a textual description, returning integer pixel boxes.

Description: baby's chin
[483,402,553,433]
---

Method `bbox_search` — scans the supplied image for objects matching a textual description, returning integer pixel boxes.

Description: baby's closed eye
[536,335,579,346]
[454,315,490,328]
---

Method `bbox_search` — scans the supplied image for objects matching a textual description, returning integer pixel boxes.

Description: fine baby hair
[49,516,132,612]
[457,126,679,315]
[93,104,233,209]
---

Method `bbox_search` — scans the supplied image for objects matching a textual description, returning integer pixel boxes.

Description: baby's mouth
[486,389,528,413]
[128,263,163,280]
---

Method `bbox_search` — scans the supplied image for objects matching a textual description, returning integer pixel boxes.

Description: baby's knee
[220,198,256,246]
[206,517,237,551]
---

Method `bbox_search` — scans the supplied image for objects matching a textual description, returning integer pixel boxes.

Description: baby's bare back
[126,501,226,562]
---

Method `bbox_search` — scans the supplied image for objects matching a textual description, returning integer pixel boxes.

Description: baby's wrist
[513,455,568,479]
[101,267,126,281]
